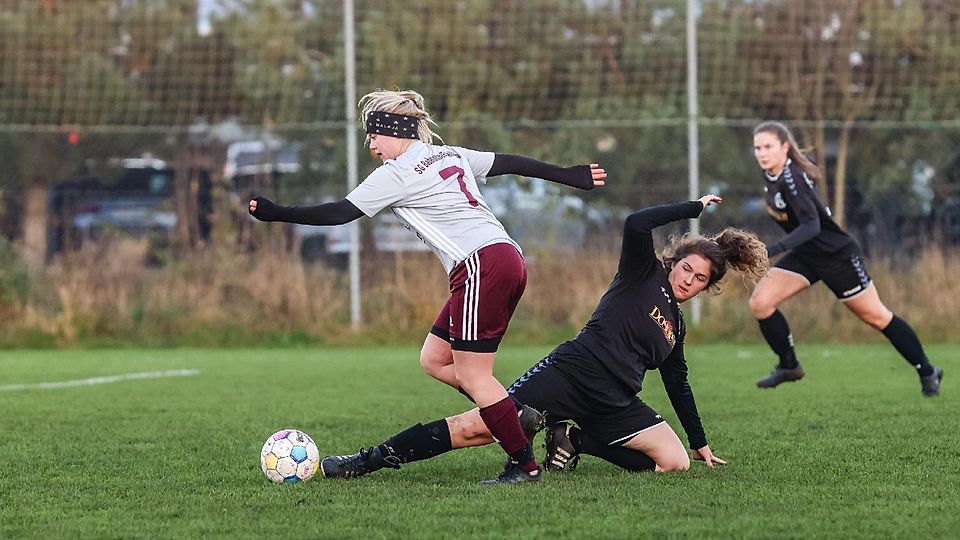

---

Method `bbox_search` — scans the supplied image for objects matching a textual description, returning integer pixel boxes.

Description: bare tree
[746,0,909,226]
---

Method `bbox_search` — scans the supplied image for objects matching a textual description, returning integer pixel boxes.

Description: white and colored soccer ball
[260,429,320,484]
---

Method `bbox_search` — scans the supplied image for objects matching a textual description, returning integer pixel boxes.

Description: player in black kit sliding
[319,195,769,482]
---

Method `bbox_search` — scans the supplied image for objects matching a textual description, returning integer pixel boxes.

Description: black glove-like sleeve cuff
[249,197,363,226]
[250,196,284,222]
[488,154,595,190]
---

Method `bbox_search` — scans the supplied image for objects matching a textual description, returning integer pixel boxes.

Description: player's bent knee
[419,350,449,378]
[857,308,892,330]
[419,335,453,374]
[864,315,888,330]
[748,294,776,319]
[655,451,690,472]
[418,353,438,375]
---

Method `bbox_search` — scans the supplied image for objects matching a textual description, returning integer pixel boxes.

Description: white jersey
[346,141,520,273]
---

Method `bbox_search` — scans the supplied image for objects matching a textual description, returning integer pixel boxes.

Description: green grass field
[1,344,957,539]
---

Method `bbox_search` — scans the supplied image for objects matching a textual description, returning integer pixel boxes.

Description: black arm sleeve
[619,200,704,277]
[766,219,821,257]
[487,154,595,190]
[659,342,708,450]
[250,196,364,226]
[768,166,822,257]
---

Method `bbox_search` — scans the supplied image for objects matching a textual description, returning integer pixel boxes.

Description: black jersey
[552,201,707,449]
[764,159,853,257]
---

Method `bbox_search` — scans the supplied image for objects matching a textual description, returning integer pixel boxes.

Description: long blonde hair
[753,121,820,181]
[358,89,442,145]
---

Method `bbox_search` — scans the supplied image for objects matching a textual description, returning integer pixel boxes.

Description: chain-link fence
[1,1,959,343]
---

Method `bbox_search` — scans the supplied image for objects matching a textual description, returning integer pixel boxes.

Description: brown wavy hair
[662,227,769,294]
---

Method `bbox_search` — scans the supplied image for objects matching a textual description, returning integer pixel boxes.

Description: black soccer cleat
[756,365,805,389]
[519,404,547,443]
[319,446,400,479]
[544,422,580,473]
[478,463,543,486]
[920,365,943,397]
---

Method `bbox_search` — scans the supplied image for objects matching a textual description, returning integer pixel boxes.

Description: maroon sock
[478,396,539,473]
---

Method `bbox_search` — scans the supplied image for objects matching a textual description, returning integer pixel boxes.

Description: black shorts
[773,243,872,301]
[507,354,666,446]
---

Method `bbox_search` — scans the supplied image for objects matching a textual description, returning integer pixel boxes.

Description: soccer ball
[260,429,320,484]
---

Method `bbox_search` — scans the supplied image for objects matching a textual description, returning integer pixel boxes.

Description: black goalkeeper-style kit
[508,201,708,450]
[764,160,872,300]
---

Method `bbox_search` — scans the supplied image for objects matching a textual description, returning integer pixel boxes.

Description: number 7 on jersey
[440,165,479,207]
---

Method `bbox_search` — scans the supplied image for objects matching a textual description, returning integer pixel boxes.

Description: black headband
[365,111,420,139]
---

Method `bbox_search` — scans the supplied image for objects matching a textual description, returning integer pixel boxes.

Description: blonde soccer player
[249,89,606,484]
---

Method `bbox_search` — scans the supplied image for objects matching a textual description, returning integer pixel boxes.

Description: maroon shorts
[430,242,527,353]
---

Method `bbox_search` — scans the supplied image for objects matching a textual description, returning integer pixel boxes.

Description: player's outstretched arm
[486,154,606,190]
[248,196,364,226]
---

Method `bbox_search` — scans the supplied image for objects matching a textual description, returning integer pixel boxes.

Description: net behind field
[1,1,960,344]
[1,0,959,130]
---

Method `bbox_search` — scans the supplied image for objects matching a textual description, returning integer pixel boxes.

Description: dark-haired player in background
[248,88,606,484]
[318,195,769,481]
[748,121,943,396]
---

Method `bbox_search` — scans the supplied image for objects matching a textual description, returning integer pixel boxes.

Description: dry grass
[693,247,960,344]
[0,237,957,347]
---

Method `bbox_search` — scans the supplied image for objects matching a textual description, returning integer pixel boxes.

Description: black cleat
[519,404,547,443]
[319,447,400,479]
[478,463,543,486]
[756,365,805,388]
[920,365,943,397]
[544,422,580,472]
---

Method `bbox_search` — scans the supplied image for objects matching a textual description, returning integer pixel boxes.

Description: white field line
[0,369,201,392]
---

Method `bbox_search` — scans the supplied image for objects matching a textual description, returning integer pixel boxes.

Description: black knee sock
[377,420,453,464]
[573,426,656,472]
[758,310,799,369]
[881,315,934,377]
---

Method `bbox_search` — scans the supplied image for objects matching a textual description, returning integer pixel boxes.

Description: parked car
[223,140,300,180]
[70,158,177,237]
[48,158,187,256]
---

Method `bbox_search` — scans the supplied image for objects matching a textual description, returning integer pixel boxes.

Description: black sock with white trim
[377,420,453,465]
[881,315,934,377]
[758,310,799,369]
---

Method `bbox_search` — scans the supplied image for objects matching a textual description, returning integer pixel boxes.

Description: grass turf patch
[0,345,957,538]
